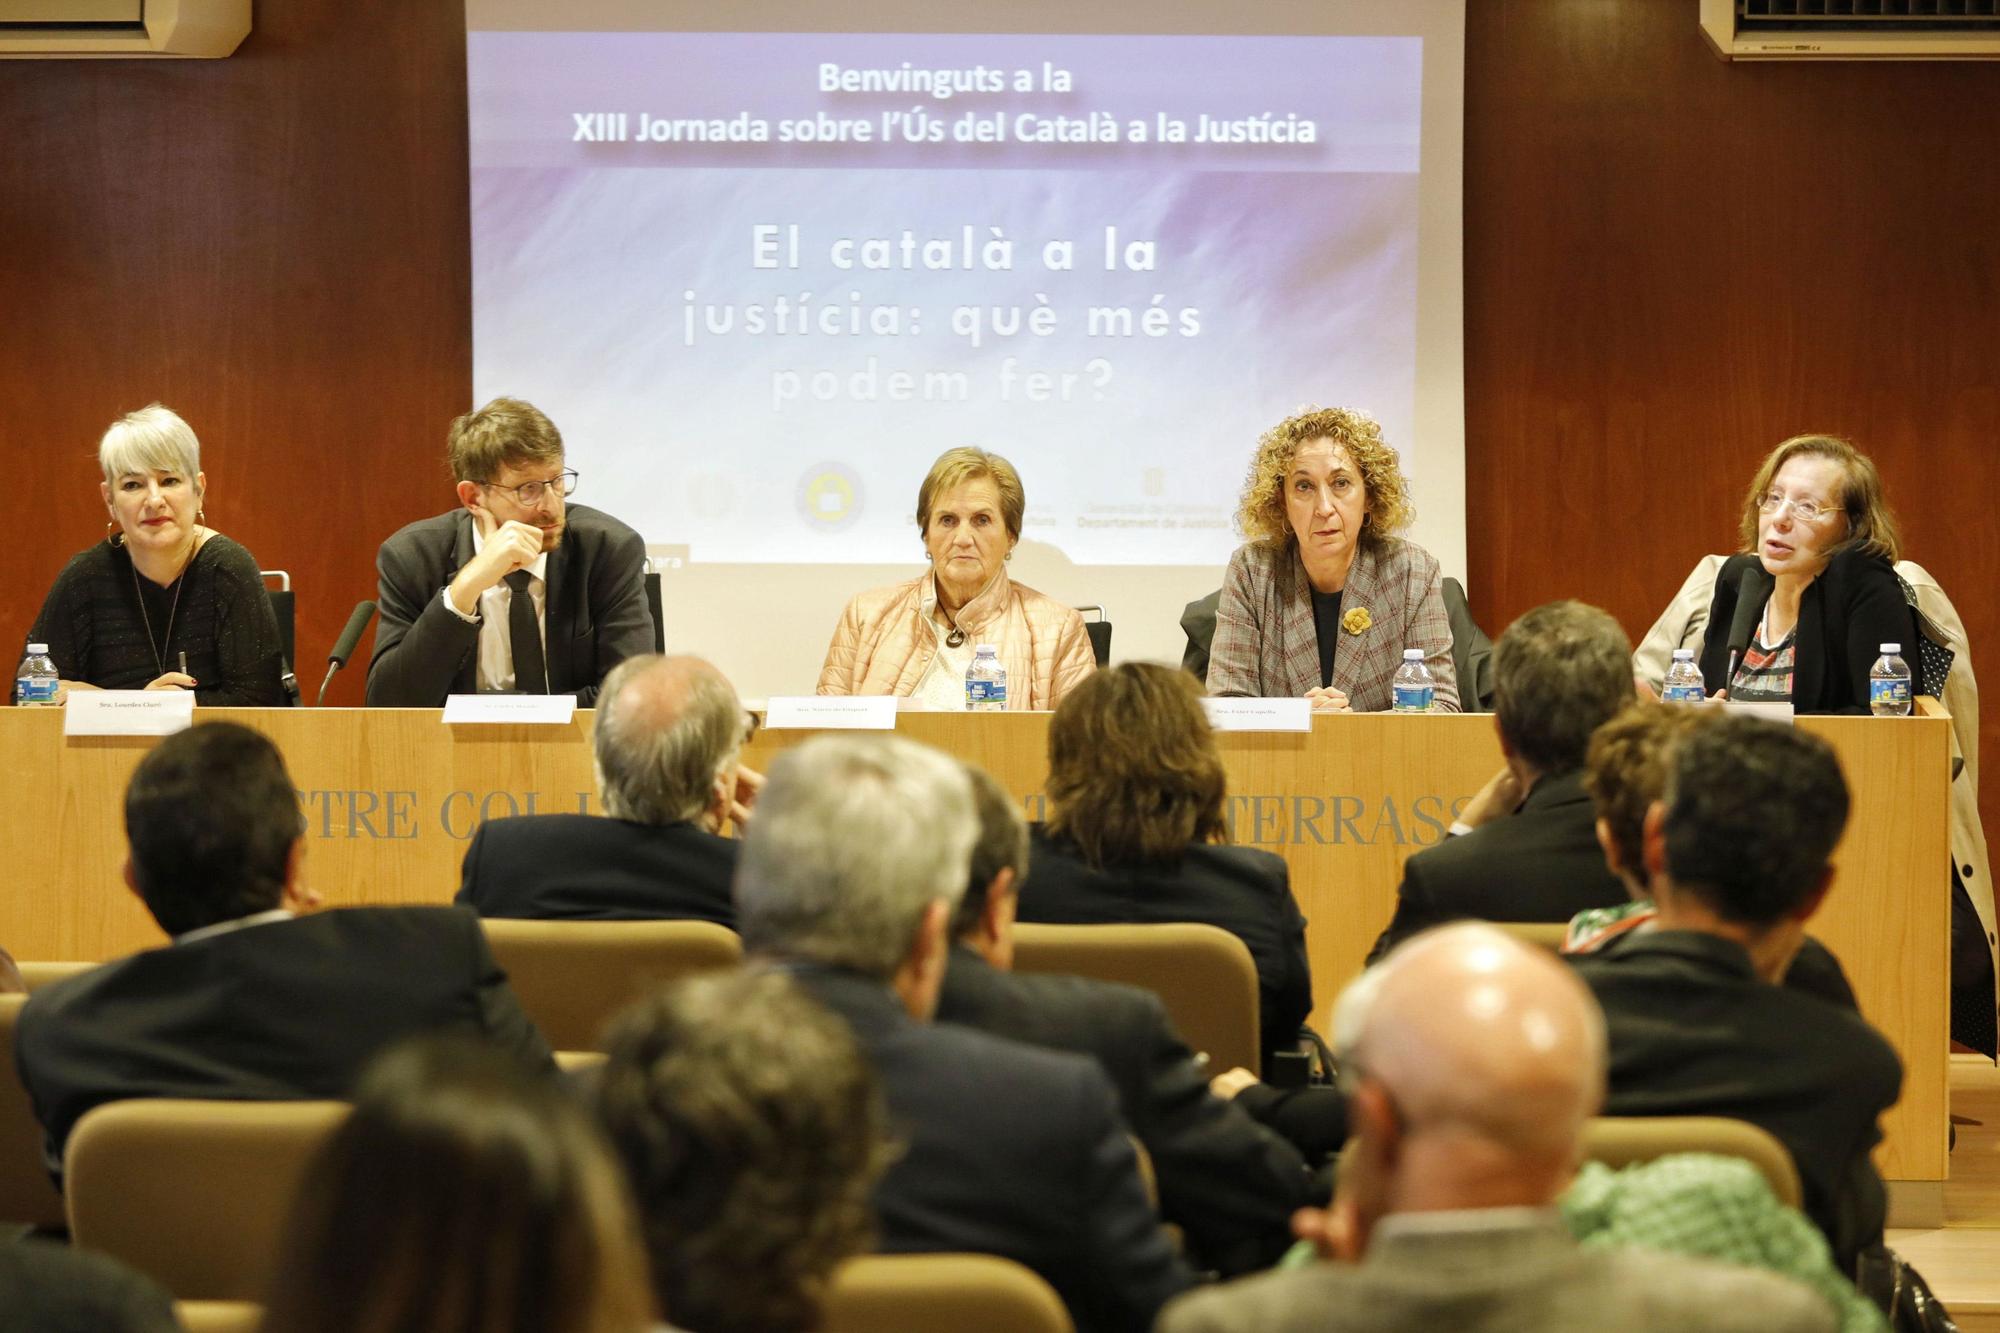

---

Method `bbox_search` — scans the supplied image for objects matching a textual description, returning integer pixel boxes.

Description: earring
[105,520,124,547]
[197,508,207,526]
[1004,550,1013,562]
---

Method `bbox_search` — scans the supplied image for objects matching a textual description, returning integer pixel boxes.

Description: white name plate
[442,694,578,725]
[1201,697,1313,733]
[63,690,195,737]
[763,696,899,730]
[1721,700,1795,725]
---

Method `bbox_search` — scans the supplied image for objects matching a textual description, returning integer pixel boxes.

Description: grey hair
[99,404,202,484]
[594,656,742,826]
[735,735,976,979]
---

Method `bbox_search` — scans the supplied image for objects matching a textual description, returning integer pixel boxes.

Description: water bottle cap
[1880,643,1901,654]
[1402,648,1423,660]
[975,644,997,655]
[25,644,46,655]
[1672,648,1693,660]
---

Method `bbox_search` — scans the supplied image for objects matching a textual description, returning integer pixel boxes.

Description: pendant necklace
[132,552,188,678]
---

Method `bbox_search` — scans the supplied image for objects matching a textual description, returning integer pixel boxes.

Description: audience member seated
[1366,600,1634,963]
[26,403,286,705]
[456,654,755,922]
[367,397,655,707]
[939,764,1321,1275]
[598,968,887,1333]
[258,1036,654,1333]
[1013,662,1312,1075]
[1569,714,1901,1274]
[1569,701,1857,1007]
[14,722,555,1182]
[734,733,1193,1333]
[1157,923,1837,1333]
[0,1238,179,1333]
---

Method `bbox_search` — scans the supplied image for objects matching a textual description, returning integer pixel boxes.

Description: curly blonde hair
[1234,406,1415,548]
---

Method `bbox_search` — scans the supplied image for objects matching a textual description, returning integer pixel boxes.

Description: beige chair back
[176,1302,263,1333]
[0,994,64,1229]
[822,1253,1073,1333]
[66,1098,348,1300]
[479,918,743,1051]
[1012,922,1260,1074]
[17,961,94,991]
[1583,1115,1802,1209]
[1491,920,1571,952]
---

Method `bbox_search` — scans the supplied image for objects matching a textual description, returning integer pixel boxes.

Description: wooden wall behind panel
[3,0,1996,836]
[0,1,474,705]
[1464,1,2000,848]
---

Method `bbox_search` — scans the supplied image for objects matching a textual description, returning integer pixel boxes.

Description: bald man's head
[1333,923,1605,1217]
[593,654,745,826]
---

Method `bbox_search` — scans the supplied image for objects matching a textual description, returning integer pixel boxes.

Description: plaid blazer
[1206,537,1459,712]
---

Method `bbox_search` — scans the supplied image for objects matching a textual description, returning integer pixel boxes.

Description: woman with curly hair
[1014,662,1313,1075]
[1207,406,1458,712]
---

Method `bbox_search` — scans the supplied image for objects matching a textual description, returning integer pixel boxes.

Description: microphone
[1723,568,1763,687]
[316,600,378,707]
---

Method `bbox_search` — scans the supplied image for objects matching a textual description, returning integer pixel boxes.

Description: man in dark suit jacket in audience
[937,765,1323,1276]
[366,397,654,707]
[735,734,1193,1333]
[455,654,750,923]
[1367,600,1634,963]
[1157,923,1835,1333]
[14,723,555,1183]
[1570,714,1901,1274]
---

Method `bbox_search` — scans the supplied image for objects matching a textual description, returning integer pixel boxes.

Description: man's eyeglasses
[480,470,579,507]
[740,710,762,746]
[1758,490,1837,523]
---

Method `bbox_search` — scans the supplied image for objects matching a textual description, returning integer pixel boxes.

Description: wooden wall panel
[1464,0,2000,851]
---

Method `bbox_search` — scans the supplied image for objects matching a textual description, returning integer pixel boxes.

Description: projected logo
[796,464,864,532]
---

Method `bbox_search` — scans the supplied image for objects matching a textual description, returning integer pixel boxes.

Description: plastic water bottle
[1391,649,1434,713]
[15,644,58,707]
[1662,648,1706,704]
[1870,643,1912,717]
[965,644,1008,712]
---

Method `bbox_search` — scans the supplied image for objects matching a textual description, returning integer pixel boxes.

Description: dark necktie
[504,569,547,694]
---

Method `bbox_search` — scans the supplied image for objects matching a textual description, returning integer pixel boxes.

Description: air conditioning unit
[0,0,249,58]
[1701,0,2000,60]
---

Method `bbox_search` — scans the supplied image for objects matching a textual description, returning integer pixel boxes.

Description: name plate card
[1201,697,1313,733]
[63,690,195,737]
[763,696,899,730]
[1722,700,1795,725]
[441,694,578,725]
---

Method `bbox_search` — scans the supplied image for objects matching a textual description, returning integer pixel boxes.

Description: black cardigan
[1698,548,1914,715]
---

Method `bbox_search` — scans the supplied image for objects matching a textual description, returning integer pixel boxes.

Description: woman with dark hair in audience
[1699,434,1913,712]
[258,1036,655,1333]
[1014,662,1313,1074]
[27,404,287,704]
[596,968,888,1333]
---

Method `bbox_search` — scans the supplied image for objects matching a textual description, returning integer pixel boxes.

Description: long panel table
[0,706,1950,1183]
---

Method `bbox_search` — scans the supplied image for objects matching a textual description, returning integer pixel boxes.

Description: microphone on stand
[317,601,378,707]
[1723,568,1763,689]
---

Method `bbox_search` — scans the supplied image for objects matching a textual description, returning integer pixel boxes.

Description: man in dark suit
[366,396,654,706]
[1367,600,1634,962]
[735,735,1193,1333]
[938,765,1322,1276]
[1157,923,1834,1333]
[455,654,747,923]
[14,723,555,1182]
[1571,714,1901,1273]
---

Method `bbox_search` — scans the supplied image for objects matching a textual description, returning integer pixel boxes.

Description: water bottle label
[16,675,57,706]
[965,679,1007,709]
[1662,684,1705,704]
[1870,677,1910,708]
[1392,684,1433,713]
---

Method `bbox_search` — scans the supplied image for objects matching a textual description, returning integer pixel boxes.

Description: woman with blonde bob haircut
[258,1036,656,1333]
[27,404,287,704]
[1697,434,1915,713]
[1207,406,1457,712]
[817,447,1095,709]
[1013,663,1312,1073]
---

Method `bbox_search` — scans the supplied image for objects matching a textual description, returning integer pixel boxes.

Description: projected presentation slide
[466,6,1459,576]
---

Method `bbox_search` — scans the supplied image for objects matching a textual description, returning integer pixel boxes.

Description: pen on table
[178,651,187,678]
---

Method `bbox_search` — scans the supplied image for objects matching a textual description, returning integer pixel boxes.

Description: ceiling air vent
[1701,0,2000,57]
[0,0,249,58]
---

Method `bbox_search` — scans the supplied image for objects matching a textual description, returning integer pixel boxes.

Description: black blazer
[1367,769,1628,965]
[1699,548,1915,715]
[366,503,654,707]
[936,946,1317,1275]
[1570,930,1902,1272]
[1015,829,1313,1073]
[791,966,1193,1333]
[455,813,738,925]
[13,907,555,1181]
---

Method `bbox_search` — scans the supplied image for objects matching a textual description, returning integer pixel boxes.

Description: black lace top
[27,534,287,705]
